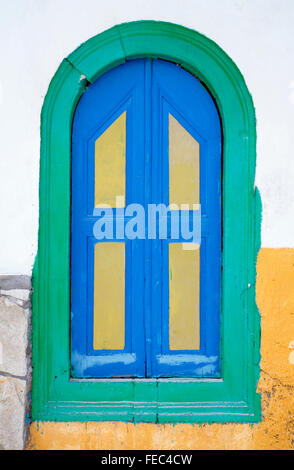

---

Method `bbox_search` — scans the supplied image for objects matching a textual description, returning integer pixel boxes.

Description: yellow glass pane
[169,114,199,208]
[93,242,125,350]
[95,112,126,208]
[169,243,200,350]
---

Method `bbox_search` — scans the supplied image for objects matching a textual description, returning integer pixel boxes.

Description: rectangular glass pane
[95,112,126,208]
[93,242,125,350]
[169,114,199,208]
[169,243,200,350]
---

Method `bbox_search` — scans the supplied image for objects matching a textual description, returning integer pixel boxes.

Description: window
[33,21,261,423]
[71,58,221,379]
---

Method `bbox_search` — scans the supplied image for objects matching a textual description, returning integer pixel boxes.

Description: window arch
[33,21,261,423]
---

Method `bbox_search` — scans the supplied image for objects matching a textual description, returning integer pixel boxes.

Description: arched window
[33,22,261,422]
[71,58,221,379]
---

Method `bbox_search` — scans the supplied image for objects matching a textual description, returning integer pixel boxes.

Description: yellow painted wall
[27,248,294,450]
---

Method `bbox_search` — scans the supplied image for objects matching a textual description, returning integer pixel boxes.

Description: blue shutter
[150,60,221,377]
[71,60,146,377]
[71,59,221,378]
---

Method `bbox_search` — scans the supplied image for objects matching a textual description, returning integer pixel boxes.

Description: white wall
[0,0,294,275]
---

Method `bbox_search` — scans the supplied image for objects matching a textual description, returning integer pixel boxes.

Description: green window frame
[32,21,261,423]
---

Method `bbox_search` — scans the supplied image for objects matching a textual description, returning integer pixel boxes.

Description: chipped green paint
[32,21,261,423]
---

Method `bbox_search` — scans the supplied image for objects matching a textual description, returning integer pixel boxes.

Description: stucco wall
[0,0,294,450]
[0,0,294,277]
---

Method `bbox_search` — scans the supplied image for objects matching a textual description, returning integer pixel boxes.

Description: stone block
[0,297,28,377]
[0,375,26,450]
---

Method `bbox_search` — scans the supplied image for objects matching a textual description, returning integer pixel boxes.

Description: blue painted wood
[150,59,221,377]
[71,58,221,378]
[149,60,221,376]
[71,60,146,377]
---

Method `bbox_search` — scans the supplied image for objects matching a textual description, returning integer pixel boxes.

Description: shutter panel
[71,60,146,377]
[150,59,221,377]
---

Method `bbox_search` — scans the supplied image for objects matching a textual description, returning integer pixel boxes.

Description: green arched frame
[32,21,261,423]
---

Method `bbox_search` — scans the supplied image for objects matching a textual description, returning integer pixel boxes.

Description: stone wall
[0,276,31,450]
